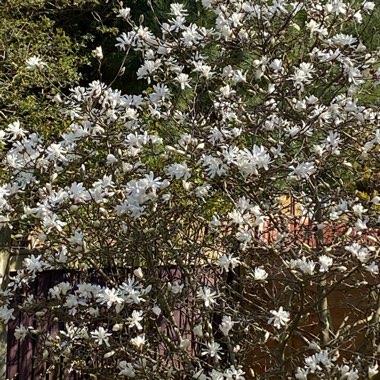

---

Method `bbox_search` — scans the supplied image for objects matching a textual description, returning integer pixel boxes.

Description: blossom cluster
[0,0,379,379]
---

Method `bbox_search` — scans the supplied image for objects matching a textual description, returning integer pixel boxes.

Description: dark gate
[7,270,85,380]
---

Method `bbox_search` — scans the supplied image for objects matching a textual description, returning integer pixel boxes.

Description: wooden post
[0,227,11,380]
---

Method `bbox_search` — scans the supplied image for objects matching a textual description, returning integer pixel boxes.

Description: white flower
[49,282,71,299]
[92,46,103,60]
[197,287,218,308]
[69,229,84,246]
[201,341,222,360]
[363,1,375,11]
[352,203,367,217]
[180,338,191,349]
[368,363,379,379]
[269,59,283,72]
[291,62,314,88]
[253,267,268,281]
[6,120,26,140]
[307,19,328,36]
[170,3,188,16]
[218,254,241,272]
[329,210,340,220]
[319,255,333,272]
[355,218,367,231]
[202,155,227,177]
[219,315,237,336]
[225,365,245,379]
[195,184,211,199]
[90,327,112,346]
[297,257,316,275]
[112,323,123,332]
[133,267,144,280]
[193,324,203,337]
[14,325,31,341]
[209,369,224,380]
[176,73,191,89]
[182,24,201,47]
[149,84,171,103]
[304,356,319,373]
[289,162,316,178]
[364,262,379,275]
[170,281,184,294]
[356,247,371,262]
[165,162,191,180]
[295,367,309,380]
[106,154,118,165]
[315,350,333,367]
[127,310,144,330]
[26,55,47,70]
[24,255,46,273]
[235,230,252,244]
[70,182,89,203]
[46,143,67,162]
[61,323,89,341]
[330,34,357,47]
[152,305,161,316]
[1,305,16,325]
[345,242,361,256]
[193,62,214,79]
[268,307,290,329]
[118,361,135,377]
[117,7,131,20]
[209,214,221,228]
[96,288,124,309]
[201,0,213,9]
[325,0,347,15]
[232,69,246,83]
[340,365,359,380]
[131,334,146,348]
[219,84,236,98]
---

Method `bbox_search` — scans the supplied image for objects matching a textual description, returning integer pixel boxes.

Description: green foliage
[0,0,90,134]
[0,0,181,135]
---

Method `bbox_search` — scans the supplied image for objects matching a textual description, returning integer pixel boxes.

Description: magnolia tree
[1,0,380,379]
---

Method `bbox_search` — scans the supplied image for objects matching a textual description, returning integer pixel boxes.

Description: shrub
[1,1,380,379]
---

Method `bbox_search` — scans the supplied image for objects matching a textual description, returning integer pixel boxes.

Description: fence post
[0,227,11,380]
